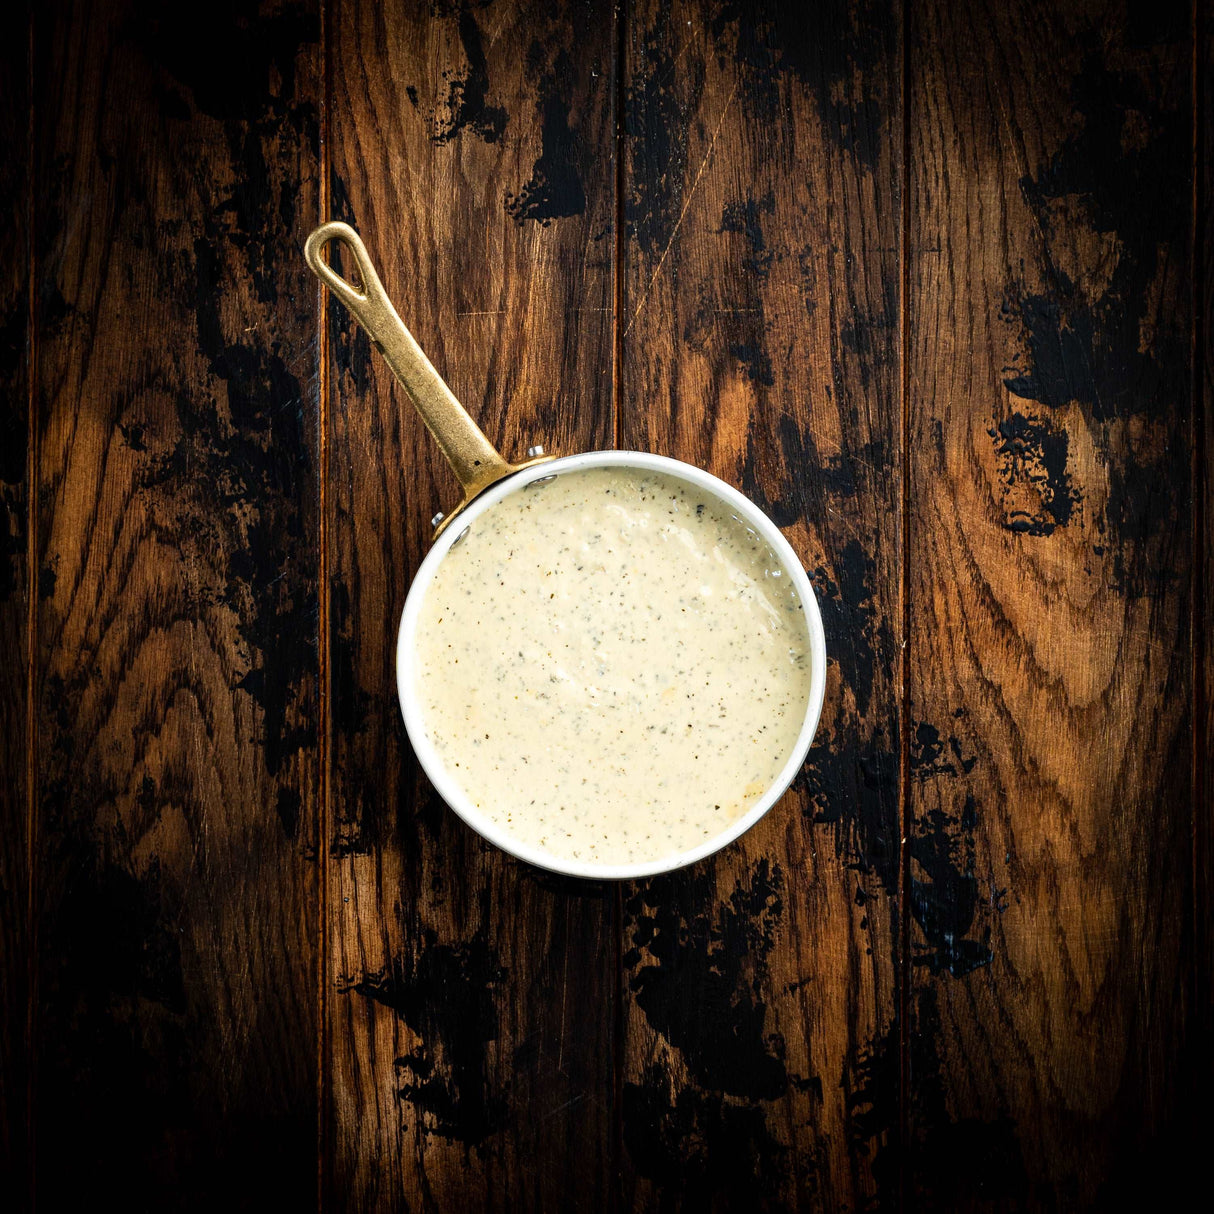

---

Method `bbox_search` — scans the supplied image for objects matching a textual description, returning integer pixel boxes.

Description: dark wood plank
[619,2,904,1208]
[31,2,322,1205]
[325,1,616,1207]
[0,1,30,1200]
[907,0,1193,1204]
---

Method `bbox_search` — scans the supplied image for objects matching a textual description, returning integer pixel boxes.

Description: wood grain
[6,1,1207,1207]
[325,1,616,1207]
[30,1,322,1205]
[0,1,30,1200]
[618,1,904,1208]
[906,0,1194,1204]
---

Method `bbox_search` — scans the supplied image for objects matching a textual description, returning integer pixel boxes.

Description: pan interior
[409,462,815,869]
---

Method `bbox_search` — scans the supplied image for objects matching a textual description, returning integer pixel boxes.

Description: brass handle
[304,221,551,535]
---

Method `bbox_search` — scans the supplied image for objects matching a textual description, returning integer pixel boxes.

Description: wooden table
[1,1,1208,1209]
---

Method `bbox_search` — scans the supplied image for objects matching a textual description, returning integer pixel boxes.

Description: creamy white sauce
[413,466,813,866]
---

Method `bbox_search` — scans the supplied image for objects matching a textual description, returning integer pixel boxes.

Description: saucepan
[304,222,826,879]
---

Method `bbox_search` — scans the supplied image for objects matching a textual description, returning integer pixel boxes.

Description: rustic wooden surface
[907,1,1198,1206]
[325,1,616,1208]
[23,1,323,1206]
[1,1,1207,1210]
[617,3,902,1209]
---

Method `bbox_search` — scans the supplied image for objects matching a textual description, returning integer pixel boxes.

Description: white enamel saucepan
[305,222,827,880]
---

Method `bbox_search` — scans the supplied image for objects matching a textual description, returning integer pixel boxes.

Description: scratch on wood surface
[823,504,863,541]
[623,79,740,339]
[557,933,569,1073]
[482,4,507,53]
[539,1092,587,1122]
[663,31,699,90]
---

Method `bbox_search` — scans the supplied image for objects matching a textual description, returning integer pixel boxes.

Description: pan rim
[395,449,828,880]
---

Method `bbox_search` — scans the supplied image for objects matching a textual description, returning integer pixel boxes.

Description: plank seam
[317,0,332,1207]
[897,0,912,1207]
[613,0,624,456]
[1191,0,1207,1078]
[612,3,626,1209]
[24,4,37,1207]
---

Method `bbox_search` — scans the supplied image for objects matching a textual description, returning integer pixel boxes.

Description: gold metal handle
[304,221,551,536]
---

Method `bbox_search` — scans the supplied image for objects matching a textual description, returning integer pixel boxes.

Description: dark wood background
[1,0,1209,1209]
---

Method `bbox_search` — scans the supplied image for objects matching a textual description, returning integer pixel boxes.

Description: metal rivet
[431,511,444,527]
[451,526,470,547]
[527,444,544,458]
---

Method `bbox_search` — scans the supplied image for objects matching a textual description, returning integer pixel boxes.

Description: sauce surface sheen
[413,466,813,866]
